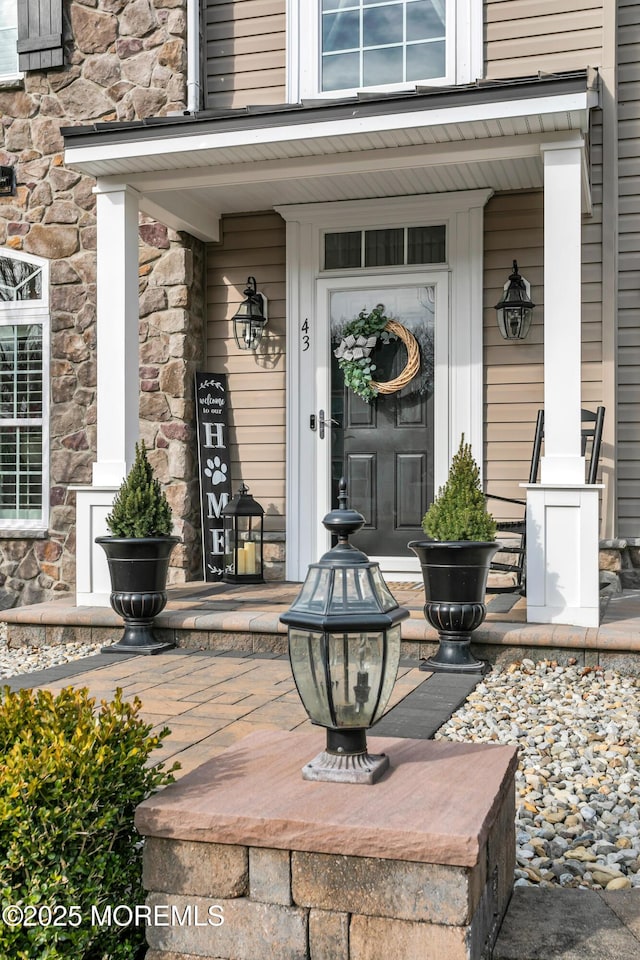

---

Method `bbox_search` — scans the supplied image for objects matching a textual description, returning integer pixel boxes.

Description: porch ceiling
[63,74,599,241]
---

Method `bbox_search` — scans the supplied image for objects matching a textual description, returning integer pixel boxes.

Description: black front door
[329,285,435,559]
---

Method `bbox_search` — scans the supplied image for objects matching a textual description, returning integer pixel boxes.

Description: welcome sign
[195,372,232,580]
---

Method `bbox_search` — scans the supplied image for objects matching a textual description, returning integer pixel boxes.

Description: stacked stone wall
[0,0,202,608]
[139,224,206,582]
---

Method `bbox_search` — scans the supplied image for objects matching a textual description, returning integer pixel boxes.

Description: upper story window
[0,0,19,80]
[289,0,481,101]
[322,0,446,92]
[0,251,49,531]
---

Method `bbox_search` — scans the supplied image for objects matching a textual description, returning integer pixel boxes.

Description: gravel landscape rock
[0,622,103,680]
[435,658,640,890]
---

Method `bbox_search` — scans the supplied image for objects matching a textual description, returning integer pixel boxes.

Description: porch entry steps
[3,582,640,673]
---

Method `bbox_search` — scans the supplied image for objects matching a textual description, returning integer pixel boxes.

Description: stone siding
[0,0,203,607]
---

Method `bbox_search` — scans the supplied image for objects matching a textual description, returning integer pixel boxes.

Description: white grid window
[289,0,481,102]
[0,251,49,531]
[0,0,19,80]
[322,0,446,92]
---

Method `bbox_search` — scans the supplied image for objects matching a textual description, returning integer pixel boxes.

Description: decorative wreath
[334,304,421,402]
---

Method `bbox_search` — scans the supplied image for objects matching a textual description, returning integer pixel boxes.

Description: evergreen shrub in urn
[409,436,498,673]
[96,441,180,655]
[422,436,496,542]
[106,441,173,538]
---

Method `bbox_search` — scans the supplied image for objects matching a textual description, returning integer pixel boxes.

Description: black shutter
[17,0,64,71]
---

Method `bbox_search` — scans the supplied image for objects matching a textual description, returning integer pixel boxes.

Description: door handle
[318,409,339,440]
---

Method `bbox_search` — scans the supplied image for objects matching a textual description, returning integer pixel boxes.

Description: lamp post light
[495,260,535,340]
[222,484,265,583]
[280,481,409,784]
[232,276,268,351]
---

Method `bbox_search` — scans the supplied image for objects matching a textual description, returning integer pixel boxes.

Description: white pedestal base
[525,484,602,628]
[71,485,118,607]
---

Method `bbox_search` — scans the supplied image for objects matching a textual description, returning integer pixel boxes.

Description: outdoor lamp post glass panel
[495,261,535,340]
[233,276,268,351]
[222,484,264,583]
[280,482,409,784]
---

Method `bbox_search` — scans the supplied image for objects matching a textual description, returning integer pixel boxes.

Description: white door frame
[277,190,492,581]
[315,272,449,578]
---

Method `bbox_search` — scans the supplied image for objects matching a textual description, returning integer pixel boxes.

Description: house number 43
[301,319,310,351]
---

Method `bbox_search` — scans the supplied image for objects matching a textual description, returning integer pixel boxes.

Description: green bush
[106,441,173,538]
[0,686,178,960]
[422,435,496,542]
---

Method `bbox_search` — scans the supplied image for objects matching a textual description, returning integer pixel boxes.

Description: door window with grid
[0,252,49,530]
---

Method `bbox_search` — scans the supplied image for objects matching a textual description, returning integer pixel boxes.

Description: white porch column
[526,141,601,628]
[93,183,141,484]
[74,182,141,605]
[540,143,585,485]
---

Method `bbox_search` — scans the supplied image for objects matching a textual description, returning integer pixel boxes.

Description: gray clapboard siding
[203,0,285,109]
[205,212,287,532]
[485,0,603,80]
[483,185,603,521]
[617,0,640,535]
[201,0,604,109]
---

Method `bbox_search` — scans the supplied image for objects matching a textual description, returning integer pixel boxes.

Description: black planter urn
[408,540,499,674]
[96,536,180,655]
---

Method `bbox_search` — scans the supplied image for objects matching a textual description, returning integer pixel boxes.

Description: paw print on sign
[205,457,228,486]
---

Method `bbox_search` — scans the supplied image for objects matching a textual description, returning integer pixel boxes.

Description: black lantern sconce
[495,260,535,340]
[280,480,409,784]
[232,276,268,351]
[222,484,265,583]
[0,167,15,198]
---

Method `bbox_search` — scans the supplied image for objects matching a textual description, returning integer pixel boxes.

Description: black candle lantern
[222,484,265,583]
[495,260,535,340]
[232,276,268,351]
[280,480,409,784]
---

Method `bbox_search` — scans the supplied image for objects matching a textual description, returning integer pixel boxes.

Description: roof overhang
[63,72,599,241]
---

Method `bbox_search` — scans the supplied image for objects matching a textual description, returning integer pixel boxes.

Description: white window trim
[277,190,491,581]
[0,249,50,533]
[287,0,483,104]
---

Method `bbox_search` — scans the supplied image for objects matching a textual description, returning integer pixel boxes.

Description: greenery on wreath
[106,440,173,538]
[0,685,178,960]
[422,435,496,542]
[335,303,396,402]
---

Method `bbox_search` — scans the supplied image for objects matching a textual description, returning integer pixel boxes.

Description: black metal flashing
[62,70,594,149]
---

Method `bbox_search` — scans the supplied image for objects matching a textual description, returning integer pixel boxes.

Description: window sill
[0,528,47,540]
[0,77,24,92]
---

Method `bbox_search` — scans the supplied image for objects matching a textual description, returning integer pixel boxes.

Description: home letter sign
[195,372,232,580]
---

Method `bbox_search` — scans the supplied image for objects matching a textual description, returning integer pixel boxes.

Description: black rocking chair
[486,406,605,594]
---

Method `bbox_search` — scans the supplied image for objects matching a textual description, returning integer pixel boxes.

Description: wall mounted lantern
[222,484,265,583]
[280,480,409,784]
[495,260,535,340]
[232,276,268,351]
